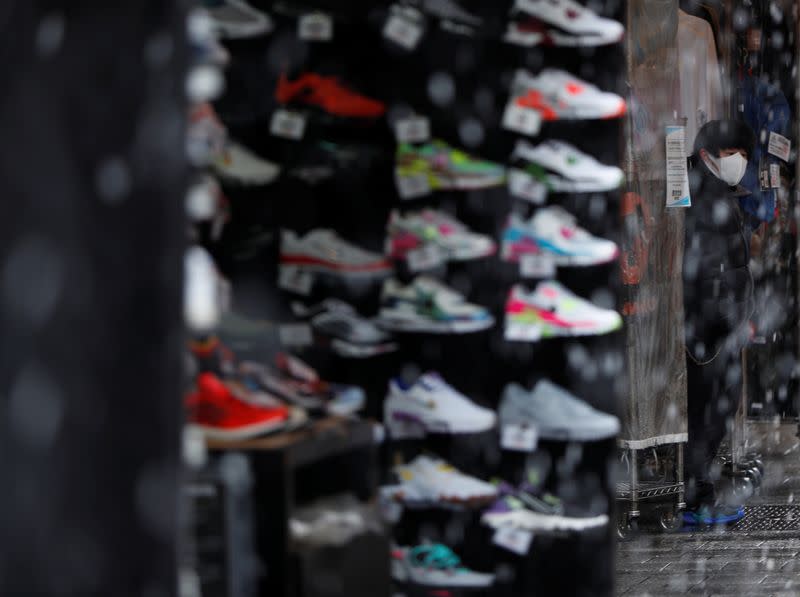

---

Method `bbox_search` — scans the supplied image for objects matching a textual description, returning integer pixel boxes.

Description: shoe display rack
[183,1,628,596]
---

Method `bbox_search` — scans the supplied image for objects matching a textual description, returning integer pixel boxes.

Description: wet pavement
[617,421,800,596]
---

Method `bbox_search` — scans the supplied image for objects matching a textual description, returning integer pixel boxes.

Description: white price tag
[768,132,791,162]
[508,168,547,204]
[298,12,333,41]
[278,266,314,295]
[505,322,542,343]
[520,254,556,278]
[395,171,432,199]
[492,526,533,555]
[383,14,424,50]
[770,163,781,188]
[665,125,691,207]
[395,116,431,143]
[406,244,444,271]
[502,103,542,137]
[278,323,313,347]
[270,109,307,140]
[501,424,538,452]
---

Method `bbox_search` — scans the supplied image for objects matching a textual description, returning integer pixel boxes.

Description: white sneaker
[213,141,280,185]
[384,372,496,437]
[386,209,496,263]
[505,281,622,339]
[206,0,273,39]
[378,276,494,334]
[505,0,624,47]
[394,455,497,505]
[511,68,626,121]
[502,207,619,266]
[280,229,393,278]
[511,139,624,192]
[391,543,494,588]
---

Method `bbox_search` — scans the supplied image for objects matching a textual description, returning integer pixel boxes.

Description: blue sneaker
[683,505,745,526]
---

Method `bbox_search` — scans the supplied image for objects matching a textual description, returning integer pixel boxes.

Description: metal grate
[729,505,800,532]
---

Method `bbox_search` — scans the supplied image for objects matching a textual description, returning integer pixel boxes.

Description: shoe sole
[379,311,495,334]
[189,418,286,441]
[385,404,496,437]
[505,318,621,340]
[482,510,609,532]
[279,261,393,279]
[502,242,620,266]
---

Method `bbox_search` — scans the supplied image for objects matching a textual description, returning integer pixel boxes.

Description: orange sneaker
[275,73,385,118]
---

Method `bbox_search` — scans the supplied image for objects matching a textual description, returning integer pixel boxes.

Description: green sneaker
[396,140,506,190]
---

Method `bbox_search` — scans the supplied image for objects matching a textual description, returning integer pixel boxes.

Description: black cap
[692,119,756,158]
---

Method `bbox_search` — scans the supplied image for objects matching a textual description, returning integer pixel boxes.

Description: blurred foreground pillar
[0,3,186,595]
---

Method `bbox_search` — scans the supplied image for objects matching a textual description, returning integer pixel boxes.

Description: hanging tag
[505,322,542,342]
[395,171,432,199]
[520,254,556,278]
[383,11,425,50]
[665,125,691,207]
[502,103,542,137]
[768,132,791,162]
[770,163,781,189]
[395,116,431,144]
[278,323,313,347]
[278,266,314,295]
[501,424,538,452]
[406,244,445,271]
[270,109,307,140]
[493,526,533,555]
[298,12,333,41]
[507,168,547,204]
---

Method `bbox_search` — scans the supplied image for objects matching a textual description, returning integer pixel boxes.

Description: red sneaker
[186,372,289,440]
[275,73,385,118]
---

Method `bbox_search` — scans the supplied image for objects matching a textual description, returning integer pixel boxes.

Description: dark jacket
[683,158,753,359]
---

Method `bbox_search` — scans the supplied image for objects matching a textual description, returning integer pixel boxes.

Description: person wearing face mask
[682,119,756,526]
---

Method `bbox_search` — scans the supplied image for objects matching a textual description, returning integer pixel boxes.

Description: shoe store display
[498,380,620,441]
[386,208,496,264]
[501,208,619,266]
[384,372,496,436]
[378,276,494,333]
[505,281,622,339]
[510,139,625,193]
[504,0,624,47]
[291,299,398,358]
[396,140,506,190]
[204,0,274,39]
[510,68,627,120]
[275,72,386,119]
[391,543,495,587]
[280,229,393,278]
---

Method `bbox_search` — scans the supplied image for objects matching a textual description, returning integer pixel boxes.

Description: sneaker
[275,73,385,119]
[291,299,397,358]
[384,372,496,437]
[188,103,228,166]
[505,281,622,339]
[683,504,745,526]
[392,455,498,506]
[391,543,494,588]
[482,483,609,531]
[498,380,620,441]
[396,140,506,190]
[386,208,496,263]
[501,208,619,266]
[185,372,289,440]
[213,141,281,185]
[414,0,483,32]
[511,68,626,121]
[511,139,624,193]
[239,353,365,415]
[280,229,393,278]
[204,0,273,39]
[378,276,494,333]
[504,0,624,47]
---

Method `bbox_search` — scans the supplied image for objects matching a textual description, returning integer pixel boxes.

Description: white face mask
[704,151,748,186]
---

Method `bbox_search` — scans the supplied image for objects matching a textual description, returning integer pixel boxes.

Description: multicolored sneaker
[280,229,393,278]
[378,276,494,334]
[505,281,622,340]
[396,140,506,190]
[391,455,498,506]
[386,208,496,264]
[391,543,494,588]
[275,72,385,119]
[511,68,626,121]
[510,139,624,193]
[501,208,619,266]
[504,0,624,47]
